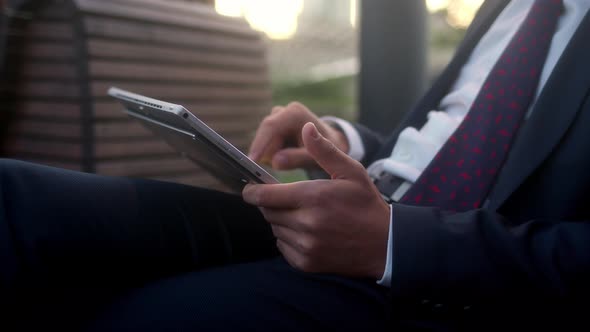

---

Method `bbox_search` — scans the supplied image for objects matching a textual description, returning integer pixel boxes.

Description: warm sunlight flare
[426,0,484,29]
[426,0,450,13]
[215,0,243,17]
[215,0,304,40]
[350,0,357,28]
[447,0,484,28]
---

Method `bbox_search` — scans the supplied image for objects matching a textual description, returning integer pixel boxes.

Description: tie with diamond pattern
[400,0,564,211]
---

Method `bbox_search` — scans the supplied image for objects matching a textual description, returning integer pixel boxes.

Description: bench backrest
[0,0,271,190]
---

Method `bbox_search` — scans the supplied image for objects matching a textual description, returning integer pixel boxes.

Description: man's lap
[0,159,390,331]
[87,257,390,332]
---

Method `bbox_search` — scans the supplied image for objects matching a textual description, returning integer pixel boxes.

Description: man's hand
[248,102,349,170]
[243,123,390,279]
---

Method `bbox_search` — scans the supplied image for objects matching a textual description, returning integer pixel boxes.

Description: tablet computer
[107,87,279,192]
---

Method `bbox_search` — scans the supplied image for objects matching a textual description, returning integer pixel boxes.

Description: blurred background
[213,0,483,120]
[211,0,484,181]
[0,0,484,187]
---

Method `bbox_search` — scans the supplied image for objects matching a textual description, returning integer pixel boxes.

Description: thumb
[302,122,363,180]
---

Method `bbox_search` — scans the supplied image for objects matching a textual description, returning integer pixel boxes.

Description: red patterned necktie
[400,0,564,211]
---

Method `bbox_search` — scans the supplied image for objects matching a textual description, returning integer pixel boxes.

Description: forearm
[352,122,387,166]
[389,203,590,303]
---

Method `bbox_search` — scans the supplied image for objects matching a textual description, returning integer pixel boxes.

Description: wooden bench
[0,0,271,190]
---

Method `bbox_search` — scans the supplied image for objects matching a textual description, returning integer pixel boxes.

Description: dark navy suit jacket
[356,0,590,323]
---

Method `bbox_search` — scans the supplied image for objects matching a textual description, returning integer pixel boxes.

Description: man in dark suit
[1,0,589,331]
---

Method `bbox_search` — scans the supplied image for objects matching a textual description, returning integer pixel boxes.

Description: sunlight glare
[215,0,243,17]
[215,0,304,40]
[243,0,304,40]
[350,0,357,27]
[447,0,484,28]
[426,0,450,13]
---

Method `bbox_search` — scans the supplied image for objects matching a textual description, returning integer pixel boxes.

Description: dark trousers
[0,159,390,331]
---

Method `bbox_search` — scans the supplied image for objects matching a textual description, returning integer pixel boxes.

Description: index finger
[248,122,284,163]
[248,107,286,162]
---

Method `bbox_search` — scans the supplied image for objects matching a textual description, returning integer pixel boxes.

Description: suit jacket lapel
[489,9,590,209]
[376,0,510,160]
[412,0,510,128]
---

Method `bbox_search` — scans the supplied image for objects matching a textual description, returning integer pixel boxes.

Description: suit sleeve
[352,123,387,167]
[388,203,590,313]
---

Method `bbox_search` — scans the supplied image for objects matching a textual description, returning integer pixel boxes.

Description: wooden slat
[15,62,77,79]
[9,120,81,139]
[89,60,269,85]
[76,0,256,37]
[95,156,198,176]
[91,82,271,101]
[36,2,74,20]
[9,81,79,98]
[94,140,175,159]
[1,156,82,171]
[84,17,264,55]
[7,101,81,120]
[9,41,75,59]
[87,39,266,70]
[24,21,74,40]
[5,138,82,159]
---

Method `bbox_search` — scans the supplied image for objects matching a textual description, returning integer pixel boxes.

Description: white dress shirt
[325,0,589,287]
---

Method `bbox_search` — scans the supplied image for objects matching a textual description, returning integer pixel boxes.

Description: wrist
[369,201,391,280]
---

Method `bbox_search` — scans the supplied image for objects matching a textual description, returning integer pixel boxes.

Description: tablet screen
[108,87,279,192]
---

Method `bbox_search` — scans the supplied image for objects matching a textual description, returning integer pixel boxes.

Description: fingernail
[309,123,320,139]
[273,153,288,168]
[242,184,255,200]
[249,151,259,161]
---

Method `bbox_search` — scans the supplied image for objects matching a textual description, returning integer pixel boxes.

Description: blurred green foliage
[272,76,357,121]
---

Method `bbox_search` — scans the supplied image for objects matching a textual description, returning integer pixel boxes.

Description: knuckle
[286,102,308,116]
[304,187,325,207]
[286,101,304,110]
[295,257,315,272]
[302,211,322,233]
[300,237,319,255]
[262,208,275,222]
[271,106,283,114]
[261,114,276,127]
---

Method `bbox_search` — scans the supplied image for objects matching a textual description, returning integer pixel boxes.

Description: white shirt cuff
[321,116,365,161]
[376,204,393,287]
